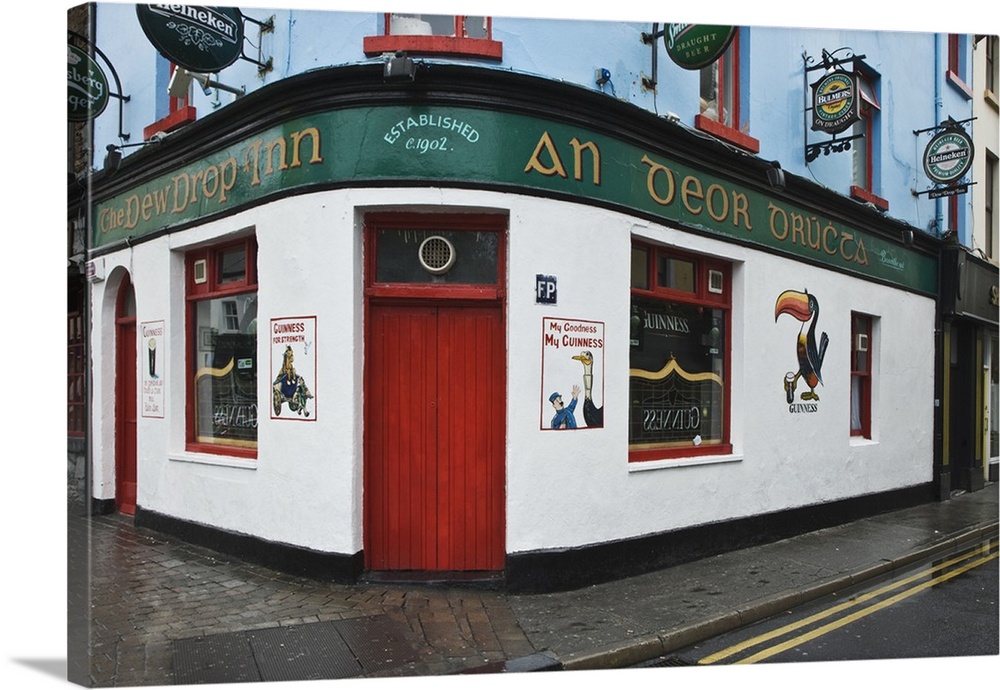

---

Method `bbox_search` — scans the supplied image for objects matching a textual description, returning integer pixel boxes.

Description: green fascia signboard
[92,105,935,295]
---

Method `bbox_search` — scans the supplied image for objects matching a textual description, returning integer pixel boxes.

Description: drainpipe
[934,34,944,234]
[932,32,948,500]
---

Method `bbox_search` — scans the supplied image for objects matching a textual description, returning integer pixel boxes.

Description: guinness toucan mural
[774,289,829,406]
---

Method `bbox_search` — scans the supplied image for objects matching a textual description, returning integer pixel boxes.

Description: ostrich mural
[572,350,604,428]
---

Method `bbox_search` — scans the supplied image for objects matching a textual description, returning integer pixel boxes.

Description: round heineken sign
[923,128,974,185]
[136,5,244,73]
[68,44,109,122]
[663,24,737,70]
[811,71,859,134]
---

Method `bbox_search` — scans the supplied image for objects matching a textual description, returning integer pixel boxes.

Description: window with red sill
[186,236,258,457]
[629,242,732,462]
[850,312,874,439]
[144,62,197,141]
[849,67,888,211]
[695,29,759,153]
[947,34,973,99]
[364,13,502,60]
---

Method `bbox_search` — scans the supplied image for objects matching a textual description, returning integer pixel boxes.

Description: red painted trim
[693,114,760,153]
[115,274,137,515]
[629,443,735,463]
[363,34,502,60]
[143,105,197,140]
[946,70,974,100]
[849,185,889,211]
[362,212,508,572]
[628,243,732,463]
[185,237,258,458]
[850,313,873,439]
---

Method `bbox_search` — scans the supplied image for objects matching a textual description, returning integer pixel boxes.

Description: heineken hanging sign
[663,24,737,70]
[136,4,244,73]
[68,44,109,122]
[923,128,974,185]
[811,71,860,134]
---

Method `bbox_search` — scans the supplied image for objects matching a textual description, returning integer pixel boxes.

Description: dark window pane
[218,246,246,284]
[631,246,649,289]
[375,229,498,284]
[629,295,725,448]
[193,295,257,447]
[657,255,695,292]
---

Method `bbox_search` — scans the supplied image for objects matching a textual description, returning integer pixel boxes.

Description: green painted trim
[92,104,935,294]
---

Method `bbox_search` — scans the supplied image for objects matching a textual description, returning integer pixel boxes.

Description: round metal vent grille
[418,235,456,275]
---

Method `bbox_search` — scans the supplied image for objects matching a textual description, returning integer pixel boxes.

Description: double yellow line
[698,538,998,665]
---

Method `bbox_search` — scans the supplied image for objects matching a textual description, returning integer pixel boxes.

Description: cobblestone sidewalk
[69,510,535,686]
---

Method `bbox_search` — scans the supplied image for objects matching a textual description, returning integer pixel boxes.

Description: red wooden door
[115,279,138,515]
[365,303,505,572]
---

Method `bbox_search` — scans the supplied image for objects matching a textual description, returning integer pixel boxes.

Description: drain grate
[173,632,260,684]
[248,624,361,681]
[636,655,694,668]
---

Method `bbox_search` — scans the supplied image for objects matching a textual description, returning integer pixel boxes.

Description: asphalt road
[648,536,999,667]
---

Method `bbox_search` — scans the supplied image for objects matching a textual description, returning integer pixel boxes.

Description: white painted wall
[91,187,935,556]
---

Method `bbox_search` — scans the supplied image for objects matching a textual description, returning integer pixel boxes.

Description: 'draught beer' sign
[136,4,244,73]
[663,24,737,70]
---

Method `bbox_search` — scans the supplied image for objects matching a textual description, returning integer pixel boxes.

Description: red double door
[364,303,505,573]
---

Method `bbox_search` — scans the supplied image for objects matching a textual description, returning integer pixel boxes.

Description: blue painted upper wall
[89,4,976,242]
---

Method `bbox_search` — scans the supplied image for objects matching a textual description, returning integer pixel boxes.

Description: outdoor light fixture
[384,51,416,81]
[766,160,786,189]
[102,137,165,174]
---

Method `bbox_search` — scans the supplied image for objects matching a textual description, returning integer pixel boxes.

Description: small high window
[364,13,502,60]
[850,312,874,439]
[849,65,888,211]
[694,28,759,153]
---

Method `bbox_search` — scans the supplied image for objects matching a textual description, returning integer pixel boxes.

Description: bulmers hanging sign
[68,44,109,122]
[663,24,737,70]
[811,71,860,134]
[923,127,974,186]
[136,4,244,73]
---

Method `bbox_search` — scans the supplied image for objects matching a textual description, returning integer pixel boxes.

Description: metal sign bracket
[802,48,866,164]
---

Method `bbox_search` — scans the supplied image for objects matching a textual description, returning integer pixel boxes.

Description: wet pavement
[68,483,998,686]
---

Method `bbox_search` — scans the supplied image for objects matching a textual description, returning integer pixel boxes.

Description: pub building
[80,7,965,592]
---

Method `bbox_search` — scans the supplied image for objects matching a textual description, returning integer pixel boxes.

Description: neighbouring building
[69,3,995,592]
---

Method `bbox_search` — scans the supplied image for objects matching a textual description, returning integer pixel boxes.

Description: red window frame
[946,34,973,99]
[694,31,760,154]
[850,313,873,439]
[363,14,502,60]
[629,242,732,462]
[849,70,889,211]
[185,236,258,458]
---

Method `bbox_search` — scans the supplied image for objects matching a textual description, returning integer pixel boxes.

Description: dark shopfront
[939,245,1000,492]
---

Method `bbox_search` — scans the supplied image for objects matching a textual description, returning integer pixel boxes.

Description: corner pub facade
[74,4,990,592]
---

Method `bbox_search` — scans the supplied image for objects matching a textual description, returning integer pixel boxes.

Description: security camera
[168,67,211,98]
